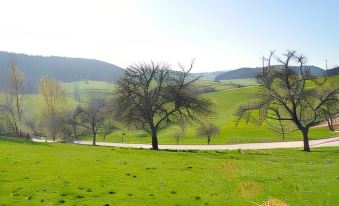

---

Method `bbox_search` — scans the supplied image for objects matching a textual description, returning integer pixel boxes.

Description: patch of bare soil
[219,160,238,178]
[237,180,262,197]
[260,198,289,206]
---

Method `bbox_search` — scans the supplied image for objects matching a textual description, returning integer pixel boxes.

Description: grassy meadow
[0,137,338,205]
[1,76,338,144]
[62,80,115,95]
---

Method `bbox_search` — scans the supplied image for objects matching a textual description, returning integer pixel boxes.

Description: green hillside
[63,80,115,96]
[0,51,123,93]
[95,85,338,144]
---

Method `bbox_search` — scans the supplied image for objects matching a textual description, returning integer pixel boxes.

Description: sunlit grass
[1,137,338,205]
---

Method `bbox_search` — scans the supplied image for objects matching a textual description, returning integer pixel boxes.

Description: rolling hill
[0,51,124,93]
[214,66,327,81]
[328,66,339,76]
[189,71,225,81]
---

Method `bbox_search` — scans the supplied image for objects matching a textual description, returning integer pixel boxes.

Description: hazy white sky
[0,0,338,72]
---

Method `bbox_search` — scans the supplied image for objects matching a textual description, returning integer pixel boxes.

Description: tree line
[0,51,338,151]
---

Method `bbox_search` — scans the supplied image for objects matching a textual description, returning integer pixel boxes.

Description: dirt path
[61,137,339,150]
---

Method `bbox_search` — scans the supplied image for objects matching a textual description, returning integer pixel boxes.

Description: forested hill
[214,66,327,81]
[328,66,339,76]
[0,51,124,93]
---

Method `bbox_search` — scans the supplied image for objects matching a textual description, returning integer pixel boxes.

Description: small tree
[64,108,80,143]
[73,84,81,102]
[196,122,219,145]
[39,76,65,141]
[235,51,339,151]
[7,62,25,122]
[114,61,213,149]
[0,62,26,137]
[173,115,186,144]
[74,92,113,146]
[320,102,338,131]
[102,119,116,142]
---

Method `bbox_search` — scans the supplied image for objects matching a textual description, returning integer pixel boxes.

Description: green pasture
[0,137,338,205]
[62,80,115,95]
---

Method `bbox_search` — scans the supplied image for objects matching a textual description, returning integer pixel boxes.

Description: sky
[0,0,338,72]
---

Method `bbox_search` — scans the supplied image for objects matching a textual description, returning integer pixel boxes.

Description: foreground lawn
[1,137,338,205]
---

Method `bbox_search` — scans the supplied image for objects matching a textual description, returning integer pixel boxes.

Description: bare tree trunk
[52,125,56,142]
[327,118,334,131]
[301,128,311,152]
[51,113,57,141]
[92,131,97,146]
[279,119,285,141]
[208,136,211,145]
[74,128,77,141]
[151,129,158,150]
[7,109,19,138]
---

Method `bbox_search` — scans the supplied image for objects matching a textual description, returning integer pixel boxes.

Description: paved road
[61,137,339,150]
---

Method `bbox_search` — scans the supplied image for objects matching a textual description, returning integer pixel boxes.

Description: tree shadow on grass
[0,136,52,147]
[296,147,339,153]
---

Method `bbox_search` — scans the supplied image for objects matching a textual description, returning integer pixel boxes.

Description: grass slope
[62,80,115,95]
[0,137,338,205]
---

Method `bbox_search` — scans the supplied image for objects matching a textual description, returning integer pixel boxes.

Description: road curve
[65,137,339,150]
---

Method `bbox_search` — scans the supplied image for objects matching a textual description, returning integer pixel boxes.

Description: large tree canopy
[114,61,213,149]
[236,51,339,151]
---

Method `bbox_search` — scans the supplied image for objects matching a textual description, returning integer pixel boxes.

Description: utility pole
[262,56,266,73]
[262,56,265,68]
[325,59,328,76]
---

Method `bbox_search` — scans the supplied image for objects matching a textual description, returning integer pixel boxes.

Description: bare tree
[235,51,339,151]
[63,108,80,143]
[173,115,186,144]
[73,84,81,102]
[102,119,116,142]
[320,102,338,131]
[196,122,220,145]
[73,92,113,146]
[8,62,25,122]
[0,62,26,137]
[39,76,65,141]
[114,61,213,149]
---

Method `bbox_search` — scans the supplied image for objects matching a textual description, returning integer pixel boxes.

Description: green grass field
[194,78,257,93]
[2,75,338,145]
[62,80,115,96]
[218,78,258,86]
[0,137,338,205]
